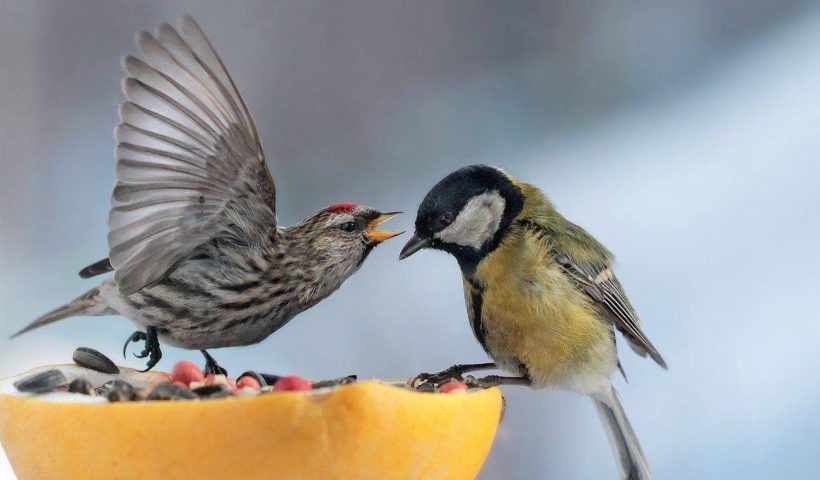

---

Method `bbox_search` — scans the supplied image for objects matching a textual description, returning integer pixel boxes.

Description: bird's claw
[201,350,228,376]
[123,327,162,372]
[463,375,497,389]
[463,375,531,389]
[410,368,464,388]
[122,331,147,359]
[203,361,228,376]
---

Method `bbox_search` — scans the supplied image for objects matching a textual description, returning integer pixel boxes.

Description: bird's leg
[464,374,532,389]
[412,362,497,386]
[122,327,162,372]
[200,350,228,376]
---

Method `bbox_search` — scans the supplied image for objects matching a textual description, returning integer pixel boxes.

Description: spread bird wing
[109,16,276,295]
[551,249,667,369]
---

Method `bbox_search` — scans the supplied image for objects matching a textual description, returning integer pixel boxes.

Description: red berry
[439,381,468,393]
[171,361,204,386]
[236,376,261,390]
[272,376,312,392]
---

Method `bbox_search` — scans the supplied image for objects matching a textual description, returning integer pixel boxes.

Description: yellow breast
[470,228,616,391]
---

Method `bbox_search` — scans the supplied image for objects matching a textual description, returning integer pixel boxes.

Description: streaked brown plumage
[11,17,401,372]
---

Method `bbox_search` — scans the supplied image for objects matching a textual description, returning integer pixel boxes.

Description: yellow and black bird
[400,164,666,480]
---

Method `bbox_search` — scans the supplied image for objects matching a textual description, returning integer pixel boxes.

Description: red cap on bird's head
[326,203,357,214]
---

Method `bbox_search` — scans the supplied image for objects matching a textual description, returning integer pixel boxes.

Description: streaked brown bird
[11,17,402,374]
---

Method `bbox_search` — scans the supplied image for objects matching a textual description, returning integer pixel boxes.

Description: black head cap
[400,165,524,270]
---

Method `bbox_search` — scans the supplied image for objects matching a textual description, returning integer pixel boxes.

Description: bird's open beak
[399,233,432,260]
[365,212,404,244]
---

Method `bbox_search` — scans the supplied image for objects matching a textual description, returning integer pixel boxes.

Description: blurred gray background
[2,1,819,478]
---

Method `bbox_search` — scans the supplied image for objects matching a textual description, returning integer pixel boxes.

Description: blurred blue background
[1,1,819,478]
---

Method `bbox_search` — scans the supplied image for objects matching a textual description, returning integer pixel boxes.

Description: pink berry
[171,361,204,386]
[272,376,313,392]
[236,376,261,390]
[439,381,468,393]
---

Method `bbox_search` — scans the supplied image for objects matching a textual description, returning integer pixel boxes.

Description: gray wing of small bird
[109,16,276,295]
[552,249,667,369]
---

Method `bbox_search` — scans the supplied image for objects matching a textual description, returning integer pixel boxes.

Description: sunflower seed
[67,378,95,395]
[14,369,67,393]
[72,347,119,375]
[147,382,197,401]
[191,384,227,398]
[259,373,282,386]
[312,375,357,389]
[415,382,438,393]
[102,380,136,402]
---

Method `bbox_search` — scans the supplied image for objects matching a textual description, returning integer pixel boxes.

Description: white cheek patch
[436,191,506,249]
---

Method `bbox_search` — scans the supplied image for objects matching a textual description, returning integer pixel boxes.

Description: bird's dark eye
[439,211,454,226]
[340,221,356,232]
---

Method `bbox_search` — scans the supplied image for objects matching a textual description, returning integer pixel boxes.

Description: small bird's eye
[340,221,356,232]
[439,211,454,226]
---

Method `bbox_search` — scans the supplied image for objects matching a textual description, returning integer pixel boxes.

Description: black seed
[67,378,95,395]
[415,382,438,393]
[191,384,226,397]
[14,369,67,393]
[206,390,230,399]
[312,375,358,389]
[147,382,197,401]
[72,347,119,375]
[103,380,136,402]
[194,385,230,399]
[259,373,282,386]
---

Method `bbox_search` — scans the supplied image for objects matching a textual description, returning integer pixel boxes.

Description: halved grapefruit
[0,365,502,480]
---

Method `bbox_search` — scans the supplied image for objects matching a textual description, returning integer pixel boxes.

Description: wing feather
[553,252,667,369]
[517,219,666,369]
[109,16,275,295]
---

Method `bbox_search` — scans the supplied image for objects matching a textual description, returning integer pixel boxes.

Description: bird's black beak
[399,233,432,260]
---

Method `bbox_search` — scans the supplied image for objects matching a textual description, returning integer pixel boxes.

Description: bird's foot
[122,331,147,359]
[122,327,162,372]
[200,350,228,376]
[464,375,531,389]
[411,368,465,387]
[410,362,497,388]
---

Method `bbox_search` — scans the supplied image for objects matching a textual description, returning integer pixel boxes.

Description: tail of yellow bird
[593,386,652,480]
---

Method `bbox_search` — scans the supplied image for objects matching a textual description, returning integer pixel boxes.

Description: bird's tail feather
[593,386,652,480]
[10,286,111,339]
